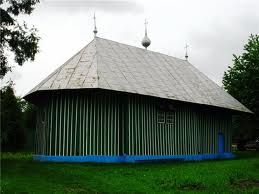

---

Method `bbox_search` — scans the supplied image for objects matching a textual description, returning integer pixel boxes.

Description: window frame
[166,111,175,125]
[157,110,166,123]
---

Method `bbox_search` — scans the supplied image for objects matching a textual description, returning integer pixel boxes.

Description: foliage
[0,83,37,151]
[223,34,259,114]
[0,0,40,78]
[0,82,26,151]
[1,152,259,193]
[223,34,259,140]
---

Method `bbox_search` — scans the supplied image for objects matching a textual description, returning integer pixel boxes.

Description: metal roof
[25,37,251,113]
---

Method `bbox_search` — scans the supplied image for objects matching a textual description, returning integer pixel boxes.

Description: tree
[0,0,40,79]
[0,82,26,151]
[223,34,259,142]
[0,83,37,151]
[22,100,37,150]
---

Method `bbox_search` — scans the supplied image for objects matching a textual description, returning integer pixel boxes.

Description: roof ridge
[95,36,187,62]
[24,39,96,96]
[81,53,98,87]
[95,37,99,88]
[65,45,86,88]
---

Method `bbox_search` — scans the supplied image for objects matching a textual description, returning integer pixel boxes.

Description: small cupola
[141,19,151,49]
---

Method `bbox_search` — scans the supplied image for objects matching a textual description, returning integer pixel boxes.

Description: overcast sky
[2,0,259,96]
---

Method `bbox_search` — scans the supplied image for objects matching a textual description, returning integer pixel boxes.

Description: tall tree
[0,82,26,151]
[0,0,40,79]
[223,34,259,141]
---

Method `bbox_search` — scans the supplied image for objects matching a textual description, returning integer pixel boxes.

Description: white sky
[2,0,259,96]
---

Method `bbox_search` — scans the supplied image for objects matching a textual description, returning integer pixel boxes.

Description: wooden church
[24,20,251,163]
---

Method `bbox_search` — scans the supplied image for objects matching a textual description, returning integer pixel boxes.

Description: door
[218,132,224,154]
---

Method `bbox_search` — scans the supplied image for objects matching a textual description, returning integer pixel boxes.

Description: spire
[185,44,189,60]
[93,13,97,37]
[141,19,151,49]
[144,19,148,36]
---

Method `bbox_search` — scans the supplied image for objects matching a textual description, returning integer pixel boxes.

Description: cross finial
[144,19,148,36]
[185,44,189,60]
[141,19,151,49]
[93,13,97,37]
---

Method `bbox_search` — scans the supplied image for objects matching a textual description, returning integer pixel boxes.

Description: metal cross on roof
[93,13,98,37]
[144,19,148,36]
[185,44,189,60]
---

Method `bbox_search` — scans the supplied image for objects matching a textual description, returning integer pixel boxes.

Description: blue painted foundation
[33,153,234,163]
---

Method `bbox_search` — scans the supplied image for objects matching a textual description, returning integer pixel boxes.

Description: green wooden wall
[34,90,232,156]
[35,90,123,156]
[127,95,232,156]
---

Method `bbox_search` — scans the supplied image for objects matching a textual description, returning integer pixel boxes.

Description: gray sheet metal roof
[25,37,251,113]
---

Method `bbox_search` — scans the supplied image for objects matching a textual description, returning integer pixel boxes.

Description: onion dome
[142,19,151,49]
[142,35,151,49]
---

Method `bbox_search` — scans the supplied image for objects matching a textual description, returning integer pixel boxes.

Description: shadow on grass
[230,178,259,190]
[157,178,206,191]
[233,151,259,160]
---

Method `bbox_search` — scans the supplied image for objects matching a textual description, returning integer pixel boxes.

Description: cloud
[187,0,259,85]
[41,0,143,13]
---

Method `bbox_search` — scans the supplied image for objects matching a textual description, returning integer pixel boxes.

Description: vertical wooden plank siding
[35,91,122,156]
[35,92,232,156]
[126,95,232,156]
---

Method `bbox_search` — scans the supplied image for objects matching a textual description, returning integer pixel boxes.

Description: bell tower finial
[144,19,148,36]
[185,44,189,60]
[141,19,151,49]
[93,13,97,37]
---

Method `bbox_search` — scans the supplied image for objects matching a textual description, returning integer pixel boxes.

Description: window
[157,110,165,123]
[166,111,175,124]
[157,110,175,124]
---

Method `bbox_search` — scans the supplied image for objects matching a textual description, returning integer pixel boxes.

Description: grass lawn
[1,152,259,193]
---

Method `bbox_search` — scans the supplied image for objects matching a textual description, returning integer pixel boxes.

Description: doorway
[218,132,224,154]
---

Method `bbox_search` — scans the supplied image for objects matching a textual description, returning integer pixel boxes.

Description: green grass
[1,152,259,193]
